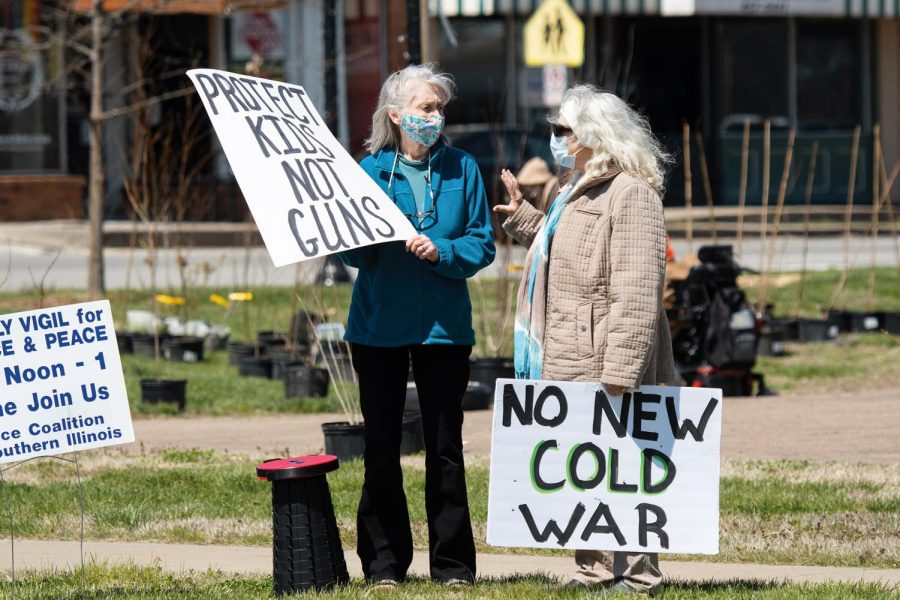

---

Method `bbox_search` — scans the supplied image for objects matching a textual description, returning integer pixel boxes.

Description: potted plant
[225,291,273,378]
[138,294,187,411]
[207,293,232,351]
[269,268,316,380]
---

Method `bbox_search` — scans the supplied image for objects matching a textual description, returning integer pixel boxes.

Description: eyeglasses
[388,151,436,222]
[550,123,573,138]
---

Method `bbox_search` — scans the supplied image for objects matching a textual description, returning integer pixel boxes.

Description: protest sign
[487,380,722,554]
[187,68,417,267]
[0,301,134,462]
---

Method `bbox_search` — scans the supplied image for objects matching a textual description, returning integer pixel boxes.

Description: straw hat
[516,157,553,186]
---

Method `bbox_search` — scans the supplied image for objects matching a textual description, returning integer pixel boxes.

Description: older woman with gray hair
[496,85,677,596]
[339,64,494,589]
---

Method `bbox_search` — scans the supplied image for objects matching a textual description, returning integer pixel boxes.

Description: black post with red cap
[257,455,349,595]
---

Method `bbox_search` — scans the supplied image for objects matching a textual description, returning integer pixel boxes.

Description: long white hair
[365,64,456,154]
[558,85,671,193]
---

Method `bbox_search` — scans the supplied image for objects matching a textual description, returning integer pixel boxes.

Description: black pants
[351,342,476,583]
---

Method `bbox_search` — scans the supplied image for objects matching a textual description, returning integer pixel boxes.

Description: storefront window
[0,27,64,173]
[436,18,507,125]
[613,18,703,135]
[715,20,788,130]
[797,20,861,130]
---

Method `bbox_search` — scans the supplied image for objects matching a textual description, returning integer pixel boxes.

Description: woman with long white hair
[496,85,677,596]
[340,63,494,589]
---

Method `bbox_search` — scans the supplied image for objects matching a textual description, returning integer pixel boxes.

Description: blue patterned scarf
[514,178,581,379]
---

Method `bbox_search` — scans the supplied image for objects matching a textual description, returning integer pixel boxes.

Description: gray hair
[365,63,456,154]
[558,85,672,193]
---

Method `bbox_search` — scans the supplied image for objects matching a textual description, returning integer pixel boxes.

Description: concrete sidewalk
[1,539,896,586]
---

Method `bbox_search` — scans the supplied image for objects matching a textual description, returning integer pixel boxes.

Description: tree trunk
[87,0,105,298]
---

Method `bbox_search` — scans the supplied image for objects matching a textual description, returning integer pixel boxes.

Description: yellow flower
[228,292,254,302]
[507,264,524,272]
[209,294,230,308]
[154,294,186,306]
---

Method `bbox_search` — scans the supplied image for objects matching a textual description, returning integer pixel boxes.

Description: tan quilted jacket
[503,170,677,388]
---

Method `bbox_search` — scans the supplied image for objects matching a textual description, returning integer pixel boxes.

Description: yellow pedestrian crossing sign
[524,0,585,68]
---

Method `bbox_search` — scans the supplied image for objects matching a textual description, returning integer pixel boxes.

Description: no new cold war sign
[188,68,417,267]
[0,301,134,462]
[488,380,722,554]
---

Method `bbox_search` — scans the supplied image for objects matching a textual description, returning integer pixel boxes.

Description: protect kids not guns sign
[188,68,417,267]
[487,380,722,554]
[0,301,134,463]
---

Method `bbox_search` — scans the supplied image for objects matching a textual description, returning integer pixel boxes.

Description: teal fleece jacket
[340,139,495,347]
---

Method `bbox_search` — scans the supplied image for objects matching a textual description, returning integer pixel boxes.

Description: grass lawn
[0,565,894,599]
[122,352,339,416]
[740,267,900,318]
[1,452,896,569]
[756,332,900,394]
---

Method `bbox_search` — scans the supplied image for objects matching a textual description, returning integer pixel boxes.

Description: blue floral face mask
[400,113,444,147]
[550,133,576,169]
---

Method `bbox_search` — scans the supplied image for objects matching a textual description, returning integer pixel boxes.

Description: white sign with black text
[188,68,417,267]
[0,301,134,463]
[487,380,722,554]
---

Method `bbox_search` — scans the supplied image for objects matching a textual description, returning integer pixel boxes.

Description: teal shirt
[398,154,429,216]
[339,140,495,347]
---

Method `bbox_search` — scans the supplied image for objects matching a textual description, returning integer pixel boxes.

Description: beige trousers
[572,550,662,595]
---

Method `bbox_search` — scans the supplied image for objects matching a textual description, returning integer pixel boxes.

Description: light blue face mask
[550,133,576,169]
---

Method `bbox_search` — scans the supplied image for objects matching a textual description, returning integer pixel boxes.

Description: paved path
[1,540,896,585]
[129,388,900,464]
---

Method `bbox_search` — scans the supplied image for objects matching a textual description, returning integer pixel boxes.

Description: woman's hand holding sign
[603,384,627,397]
[406,234,439,262]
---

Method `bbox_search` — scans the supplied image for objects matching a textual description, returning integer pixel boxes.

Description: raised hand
[493,169,524,216]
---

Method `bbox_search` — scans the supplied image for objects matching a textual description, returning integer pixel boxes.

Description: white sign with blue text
[0,301,134,463]
[487,380,722,554]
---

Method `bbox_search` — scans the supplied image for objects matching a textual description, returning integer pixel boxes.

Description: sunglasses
[550,123,573,138]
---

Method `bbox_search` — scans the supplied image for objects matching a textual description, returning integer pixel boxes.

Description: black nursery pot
[320,354,354,383]
[285,365,330,399]
[257,331,289,352]
[469,357,515,390]
[140,379,187,411]
[848,312,882,333]
[227,342,260,365]
[404,383,420,413]
[268,347,306,380]
[461,381,493,411]
[400,411,425,455]
[238,356,273,378]
[825,310,852,334]
[757,321,787,356]
[882,312,900,335]
[116,332,134,355]
[322,421,365,462]
[132,333,164,358]
[163,336,205,363]
[796,318,839,343]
